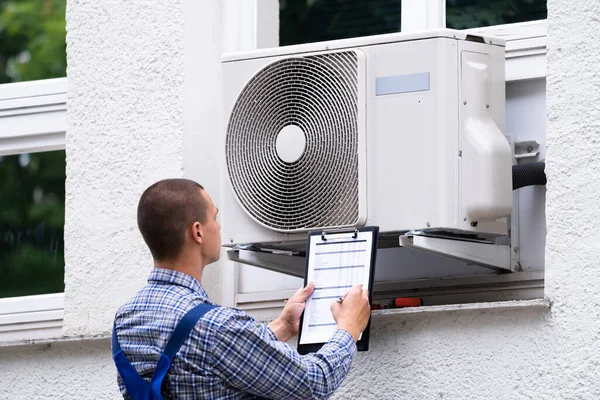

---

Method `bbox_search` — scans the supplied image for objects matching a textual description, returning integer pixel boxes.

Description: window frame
[222,1,548,319]
[0,77,67,156]
[467,20,547,82]
[402,0,446,32]
[0,77,67,342]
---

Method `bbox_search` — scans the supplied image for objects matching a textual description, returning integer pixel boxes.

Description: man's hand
[330,285,371,342]
[268,282,314,342]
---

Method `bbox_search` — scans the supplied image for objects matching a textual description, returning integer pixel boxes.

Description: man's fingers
[330,301,340,313]
[292,282,314,301]
[303,282,314,295]
[347,284,363,297]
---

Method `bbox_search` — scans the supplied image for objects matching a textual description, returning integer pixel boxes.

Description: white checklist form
[298,227,378,351]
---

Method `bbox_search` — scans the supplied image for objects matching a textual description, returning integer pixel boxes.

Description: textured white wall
[3,0,600,398]
[0,339,120,400]
[63,0,225,336]
[63,0,184,335]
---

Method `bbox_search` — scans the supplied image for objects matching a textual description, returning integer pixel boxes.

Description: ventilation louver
[225,50,364,232]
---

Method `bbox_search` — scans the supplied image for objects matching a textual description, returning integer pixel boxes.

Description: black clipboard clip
[321,228,359,241]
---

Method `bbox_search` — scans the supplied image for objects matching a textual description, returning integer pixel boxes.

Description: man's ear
[192,222,203,244]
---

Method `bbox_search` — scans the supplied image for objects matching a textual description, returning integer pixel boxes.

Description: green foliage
[0,0,66,83]
[0,151,65,298]
[280,0,402,46]
[446,0,546,30]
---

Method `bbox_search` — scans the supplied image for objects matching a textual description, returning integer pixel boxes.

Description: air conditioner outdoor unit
[221,29,512,256]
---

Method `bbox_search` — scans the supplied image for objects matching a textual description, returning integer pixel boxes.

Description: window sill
[0,293,65,344]
[372,298,551,317]
[0,299,550,348]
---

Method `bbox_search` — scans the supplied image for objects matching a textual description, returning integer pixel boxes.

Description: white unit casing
[221,29,511,247]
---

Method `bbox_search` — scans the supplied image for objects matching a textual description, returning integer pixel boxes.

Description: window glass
[0,150,65,298]
[0,0,66,83]
[279,0,402,46]
[446,0,547,30]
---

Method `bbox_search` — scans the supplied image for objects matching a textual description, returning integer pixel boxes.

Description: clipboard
[297,226,379,355]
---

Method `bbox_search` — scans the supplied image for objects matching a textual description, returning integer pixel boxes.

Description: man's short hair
[137,178,208,261]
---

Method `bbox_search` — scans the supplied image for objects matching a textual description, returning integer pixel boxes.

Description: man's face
[200,189,222,264]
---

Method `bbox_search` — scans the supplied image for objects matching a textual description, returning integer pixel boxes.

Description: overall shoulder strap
[112,322,152,399]
[149,303,218,397]
[164,303,218,359]
[112,303,218,400]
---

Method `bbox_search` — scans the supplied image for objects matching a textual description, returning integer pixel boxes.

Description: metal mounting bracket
[227,248,305,278]
[514,140,540,160]
[399,234,512,272]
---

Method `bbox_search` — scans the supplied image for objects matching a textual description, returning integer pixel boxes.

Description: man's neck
[154,256,205,284]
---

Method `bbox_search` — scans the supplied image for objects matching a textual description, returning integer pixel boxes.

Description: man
[113,178,371,399]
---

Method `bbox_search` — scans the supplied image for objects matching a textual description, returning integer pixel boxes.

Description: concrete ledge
[372,298,551,317]
[1,299,551,348]
[0,333,110,349]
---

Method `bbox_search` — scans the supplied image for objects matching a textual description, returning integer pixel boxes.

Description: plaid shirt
[113,268,357,399]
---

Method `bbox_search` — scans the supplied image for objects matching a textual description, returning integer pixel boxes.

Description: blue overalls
[112,303,217,400]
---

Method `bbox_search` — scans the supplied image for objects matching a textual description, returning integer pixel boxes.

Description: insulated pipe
[513,161,546,190]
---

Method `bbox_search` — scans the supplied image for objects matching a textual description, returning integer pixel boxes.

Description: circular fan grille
[226,51,361,232]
